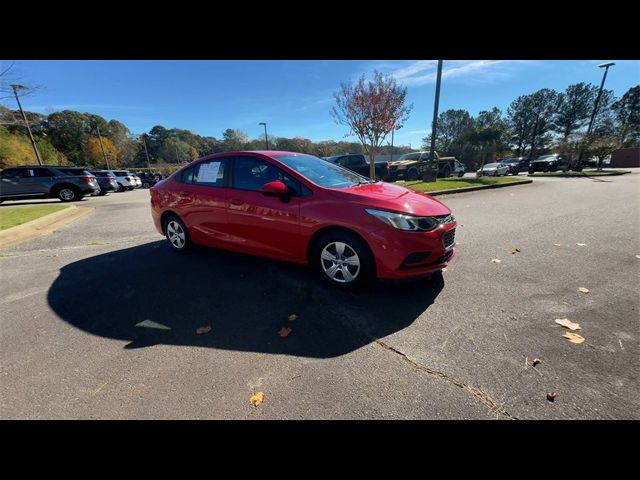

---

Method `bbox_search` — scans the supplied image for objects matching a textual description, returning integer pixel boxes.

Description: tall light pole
[142,134,152,170]
[390,128,394,161]
[577,62,615,169]
[11,84,43,165]
[95,124,111,170]
[259,122,269,149]
[426,60,444,182]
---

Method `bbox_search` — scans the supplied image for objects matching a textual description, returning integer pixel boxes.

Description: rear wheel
[441,166,451,178]
[313,231,374,288]
[142,181,150,188]
[164,215,192,253]
[57,186,78,202]
[458,171,464,177]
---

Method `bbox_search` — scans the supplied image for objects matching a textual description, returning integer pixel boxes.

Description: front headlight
[365,209,439,231]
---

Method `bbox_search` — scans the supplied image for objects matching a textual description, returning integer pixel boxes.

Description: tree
[507,95,535,156]
[554,83,597,140]
[83,136,118,168]
[44,110,93,164]
[332,70,412,179]
[585,134,618,171]
[222,129,248,151]
[422,109,474,153]
[612,85,640,146]
[524,89,561,160]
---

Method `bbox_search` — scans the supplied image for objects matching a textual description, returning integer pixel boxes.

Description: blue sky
[2,60,638,148]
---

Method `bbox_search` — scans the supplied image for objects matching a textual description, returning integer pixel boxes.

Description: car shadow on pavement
[47,240,444,358]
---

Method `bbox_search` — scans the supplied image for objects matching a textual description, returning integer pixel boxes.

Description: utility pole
[576,62,615,170]
[95,125,111,169]
[174,145,180,164]
[142,134,151,170]
[426,60,444,182]
[390,128,394,162]
[11,84,43,165]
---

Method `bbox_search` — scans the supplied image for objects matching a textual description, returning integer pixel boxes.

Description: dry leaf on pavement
[547,391,557,402]
[554,243,562,246]
[576,243,587,246]
[511,248,521,254]
[635,255,640,259]
[196,325,212,334]
[278,327,292,338]
[491,258,501,263]
[577,287,590,294]
[288,314,298,321]
[563,332,585,344]
[555,318,582,330]
[249,392,265,407]
[532,358,541,367]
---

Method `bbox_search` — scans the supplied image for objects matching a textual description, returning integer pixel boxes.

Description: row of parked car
[477,154,611,177]
[0,165,166,203]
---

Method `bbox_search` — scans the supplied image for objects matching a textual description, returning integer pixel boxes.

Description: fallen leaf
[249,392,265,407]
[278,327,292,338]
[511,248,521,254]
[196,325,212,335]
[491,258,501,263]
[577,287,589,294]
[563,332,585,344]
[555,318,582,330]
[576,243,587,246]
[441,268,447,272]
[532,358,541,367]
[547,391,557,402]
[288,314,298,322]
[554,243,562,247]
[635,255,640,259]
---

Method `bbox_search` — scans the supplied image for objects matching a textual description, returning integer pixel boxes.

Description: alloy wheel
[320,241,361,284]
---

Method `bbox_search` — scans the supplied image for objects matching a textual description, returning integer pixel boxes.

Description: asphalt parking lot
[1,173,639,419]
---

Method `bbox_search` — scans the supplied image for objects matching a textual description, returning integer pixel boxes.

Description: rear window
[57,168,92,176]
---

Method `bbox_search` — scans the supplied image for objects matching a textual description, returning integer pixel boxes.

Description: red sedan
[150,151,456,287]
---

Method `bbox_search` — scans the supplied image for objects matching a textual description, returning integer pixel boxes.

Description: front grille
[434,214,455,225]
[443,228,456,250]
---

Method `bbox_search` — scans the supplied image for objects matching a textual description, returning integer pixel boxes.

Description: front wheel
[142,181,150,188]
[458,171,464,177]
[313,231,374,288]
[164,215,192,253]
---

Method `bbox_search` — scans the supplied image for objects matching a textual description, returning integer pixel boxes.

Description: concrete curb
[423,179,533,197]
[0,205,94,248]
[527,171,631,178]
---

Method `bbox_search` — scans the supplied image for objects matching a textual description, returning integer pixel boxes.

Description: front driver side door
[0,169,29,197]
[226,156,305,261]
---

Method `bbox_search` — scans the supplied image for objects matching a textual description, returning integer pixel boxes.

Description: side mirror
[260,180,289,196]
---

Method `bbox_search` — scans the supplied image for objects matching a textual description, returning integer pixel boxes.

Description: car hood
[327,182,451,216]
[388,160,418,166]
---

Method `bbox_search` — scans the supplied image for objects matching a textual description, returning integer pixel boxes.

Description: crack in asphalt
[375,339,516,419]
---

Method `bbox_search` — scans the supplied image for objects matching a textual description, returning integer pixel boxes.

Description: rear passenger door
[28,168,56,194]
[175,158,231,247]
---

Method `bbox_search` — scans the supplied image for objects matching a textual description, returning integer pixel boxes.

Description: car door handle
[230,199,244,206]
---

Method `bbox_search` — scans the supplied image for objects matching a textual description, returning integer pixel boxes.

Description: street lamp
[259,122,269,149]
[10,84,43,165]
[576,62,615,169]
[426,60,444,182]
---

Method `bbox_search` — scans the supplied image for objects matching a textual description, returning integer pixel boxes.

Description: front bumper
[366,222,457,280]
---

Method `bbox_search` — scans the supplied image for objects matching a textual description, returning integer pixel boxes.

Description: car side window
[192,159,227,187]
[232,157,297,193]
[31,168,54,177]
[2,169,29,178]
[178,166,195,184]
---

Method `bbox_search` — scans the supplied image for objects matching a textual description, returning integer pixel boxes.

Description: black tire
[163,214,192,253]
[98,188,107,196]
[56,186,78,202]
[142,181,150,188]
[406,169,419,181]
[458,171,464,177]
[441,166,451,178]
[312,230,374,288]
[117,182,125,192]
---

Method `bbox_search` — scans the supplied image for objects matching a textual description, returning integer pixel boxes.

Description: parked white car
[129,174,142,188]
[454,160,466,177]
[109,170,136,192]
[477,162,509,177]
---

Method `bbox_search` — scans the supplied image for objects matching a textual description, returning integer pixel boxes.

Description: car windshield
[275,154,371,188]
[483,163,500,168]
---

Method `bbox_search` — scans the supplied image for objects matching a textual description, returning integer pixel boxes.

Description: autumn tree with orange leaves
[332,70,412,179]
[83,136,118,168]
